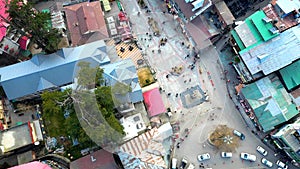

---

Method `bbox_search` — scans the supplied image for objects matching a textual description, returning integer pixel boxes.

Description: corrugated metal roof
[234,11,278,49]
[279,59,300,90]
[250,10,279,41]
[0,40,110,100]
[118,128,167,168]
[242,75,298,132]
[240,25,300,76]
[118,151,165,169]
[235,21,258,48]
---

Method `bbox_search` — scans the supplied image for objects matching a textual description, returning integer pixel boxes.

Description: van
[171,158,177,169]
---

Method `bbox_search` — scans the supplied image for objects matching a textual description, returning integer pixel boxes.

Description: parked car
[186,163,195,169]
[256,145,268,156]
[240,152,256,162]
[221,152,232,158]
[171,158,177,169]
[197,153,210,162]
[179,158,188,169]
[261,158,273,168]
[233,129,245,140]
[276,160,288,169]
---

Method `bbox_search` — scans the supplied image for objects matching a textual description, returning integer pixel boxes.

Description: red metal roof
[64,1,109,46]
[143,88,166,117]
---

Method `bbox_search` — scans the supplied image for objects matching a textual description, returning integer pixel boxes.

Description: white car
[256,145,268,156]
[240,152,256,162]
[276,160,288,169]
[233,129,245,140]
[221,152,232,158]
[197,153,211,162]
[262,158,273,168]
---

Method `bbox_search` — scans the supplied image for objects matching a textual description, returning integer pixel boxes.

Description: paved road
[122,0,295,169]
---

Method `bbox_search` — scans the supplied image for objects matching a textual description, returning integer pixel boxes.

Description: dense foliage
[7,0,62,53]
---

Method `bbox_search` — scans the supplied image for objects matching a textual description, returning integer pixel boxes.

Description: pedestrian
[189,78,191,82]
[176,93,178,97]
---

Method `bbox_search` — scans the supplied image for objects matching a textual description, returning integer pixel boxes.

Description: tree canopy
[6,0,62,53]
[76,61,104,89]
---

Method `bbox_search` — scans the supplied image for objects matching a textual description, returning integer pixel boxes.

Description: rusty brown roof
[64,1,109,46]
[70,149,119,169]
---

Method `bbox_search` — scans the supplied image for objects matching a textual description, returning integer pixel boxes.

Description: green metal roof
[250,11,279,41]
[279,59,300,90]
[232,11,279,54]
[242,76,298,132]
[231,29,245,50]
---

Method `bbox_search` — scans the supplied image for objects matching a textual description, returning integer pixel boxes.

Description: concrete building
[0,121,43,154]
[272,118,300,164]
[168,0,235,49]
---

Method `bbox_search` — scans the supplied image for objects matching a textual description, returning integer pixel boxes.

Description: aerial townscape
[0,0,299,169]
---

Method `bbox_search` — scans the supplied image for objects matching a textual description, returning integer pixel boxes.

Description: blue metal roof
[0,40,110,100]
[102,59,143,103]
[240,25,300,76]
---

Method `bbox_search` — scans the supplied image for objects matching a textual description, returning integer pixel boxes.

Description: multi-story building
[240,74,298,132]
[167,0,235,49]
[272,118,300,165]
[230,0,300,83]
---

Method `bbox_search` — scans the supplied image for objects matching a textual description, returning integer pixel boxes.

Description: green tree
[94,87,124,134]
[112,82,131,95]
[95,86,114,110]
[77,61,104,88]
[6,0,62,53]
